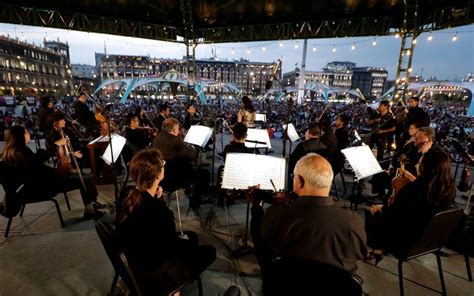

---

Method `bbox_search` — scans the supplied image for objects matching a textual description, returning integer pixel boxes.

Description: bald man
[248,153,367,282]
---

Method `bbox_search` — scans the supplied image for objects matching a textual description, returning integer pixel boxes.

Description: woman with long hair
[1,125,103,219]
[365,150,456,264]
[116,148,216,295]
[237,96,256,128]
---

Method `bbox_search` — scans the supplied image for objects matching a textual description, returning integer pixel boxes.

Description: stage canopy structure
[94,70,242,104]
[0,0,471,43]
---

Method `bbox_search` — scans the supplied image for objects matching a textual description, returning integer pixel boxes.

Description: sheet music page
[222,153,286,190]
[101,135,126,165]
[184,125,214,147]
[255,113,267,122]
[283,123,300,142]
[341,145,383,180]
[245,128,272,148]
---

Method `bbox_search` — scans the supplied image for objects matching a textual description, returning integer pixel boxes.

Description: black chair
[385,207,465,296]
[264,256,363,295]
[95,220,203,296]
[1,183,67,238]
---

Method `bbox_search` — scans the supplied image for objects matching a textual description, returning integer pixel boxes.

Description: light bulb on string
[351,43,355,50]
[312,46,317,52]
[395,33,400,38]
[412,38,417,44]
[294,42,299,49]
[332,45,336,52]
[231,48,235,54]
[427,32,433,41]
[452,32,458,42]
[279,42,283,47]
[246,48,250,54]
[262,46,266,51]
[20,32,25,41]
[44,32,48,41]
[372,38,377,46]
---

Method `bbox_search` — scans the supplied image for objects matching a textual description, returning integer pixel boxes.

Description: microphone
[266,59,282,90]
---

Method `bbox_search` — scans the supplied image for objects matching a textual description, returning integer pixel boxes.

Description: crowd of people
[0,91,472,294]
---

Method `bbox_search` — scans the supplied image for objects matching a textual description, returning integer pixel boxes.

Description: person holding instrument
[1,126,103,219]
[237,96,256,128]
[365,151,456,264]
[117,148,216,295]
[245,153,367,294]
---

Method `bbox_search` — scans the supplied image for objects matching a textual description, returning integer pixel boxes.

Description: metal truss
[0,2,471,43]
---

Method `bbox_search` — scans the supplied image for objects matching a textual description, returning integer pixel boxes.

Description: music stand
[342,145,383,209]
[283,123,300,153]
[222,153,286,258]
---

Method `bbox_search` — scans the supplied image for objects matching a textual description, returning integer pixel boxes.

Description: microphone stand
[267,76,292,157]
[83,92,120,211]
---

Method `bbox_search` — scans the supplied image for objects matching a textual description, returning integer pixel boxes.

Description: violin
[56,129,72,176]
[273,191,299,205]
[388,162,413,205]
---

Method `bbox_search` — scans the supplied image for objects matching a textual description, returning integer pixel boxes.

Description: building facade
[283,61,387,99]
[97,54,280,95]
[0,36,72,96]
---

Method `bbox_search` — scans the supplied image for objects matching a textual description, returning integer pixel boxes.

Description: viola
[273,191,298,205]
[388,162,413,205]
[56,129,72,176]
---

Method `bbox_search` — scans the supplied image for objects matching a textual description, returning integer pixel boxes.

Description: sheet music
[341,145,383,180]
[222,153,286,191]
[245,128,272,148]
[283,123,300,142]
[101,135,126,165]
[255,113,267,122]
[184,125,214,147]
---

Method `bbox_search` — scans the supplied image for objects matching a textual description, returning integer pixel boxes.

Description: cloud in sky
[0,23,473,80]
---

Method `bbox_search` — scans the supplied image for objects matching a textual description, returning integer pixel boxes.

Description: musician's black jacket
[74,101,97,133]
[38,106,53,135]
[250,195,367,272]
[223,141,252,159]
[183,113,201,130]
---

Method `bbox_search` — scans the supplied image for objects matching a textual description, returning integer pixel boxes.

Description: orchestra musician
[75,93,99,136]
[183,103,201,131]
[153,104,171,133]
[237,96,256,128]
[365,150,455,264]
[245,154,367,294]
[122,114,154,164]
[223,123,252,159]
[332,115,350,174]
[288,122,328,191]
[134,106,154,129]
[152,118,210,209]
[116,148,216,295]
[38,96,54,136]
[369,100,396,161]
[2,126,103,219]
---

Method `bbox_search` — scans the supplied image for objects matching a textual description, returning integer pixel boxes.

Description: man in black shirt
[223,123,252,159]
[183,103,201,131]
[371,100,396,161]
[38,96,54,135]
[123,115,152,164]
[75,93,98,135]
[247,153,367,294]
[154,104,171,133]
[407,96,430,127]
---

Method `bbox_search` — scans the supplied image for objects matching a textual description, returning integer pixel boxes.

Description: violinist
[2,126,103,220]
[246,153,367,294]
[365,151,455,264]
[122,114,153,164]
[134,106,154,129]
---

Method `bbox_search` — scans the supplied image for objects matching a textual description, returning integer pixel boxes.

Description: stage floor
[0,136,473,295]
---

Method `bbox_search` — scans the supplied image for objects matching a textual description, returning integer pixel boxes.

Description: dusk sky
[1,23,473,80]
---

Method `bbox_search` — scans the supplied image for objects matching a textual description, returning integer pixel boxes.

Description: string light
[246,48,250,54]
[332,45,336,52]
[231,48,235,54]
[412,38,417,44]
[452,32,458,42]
[427,32,433,41]
[294,42,299,49]
[262,46,266,51]
[351,43,355,50]
[279,42,283,47]
[312,46,317,52]
[372,38,377,46]
[395,33,400,38]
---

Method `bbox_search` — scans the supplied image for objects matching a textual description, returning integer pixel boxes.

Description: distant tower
[44,38,70,63]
